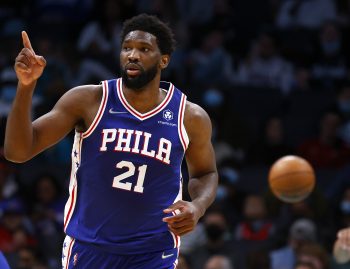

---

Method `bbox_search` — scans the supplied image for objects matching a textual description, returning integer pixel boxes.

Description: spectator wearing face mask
[232,194,275,268]
[188,209,235,269]
[234,194,275,242]
[334,82,350,145]
[311,22,348,90]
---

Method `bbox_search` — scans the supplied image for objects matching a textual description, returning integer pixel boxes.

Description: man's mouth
[125,63,142,76]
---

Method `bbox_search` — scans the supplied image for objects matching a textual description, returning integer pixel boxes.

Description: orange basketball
[268,155,315,203]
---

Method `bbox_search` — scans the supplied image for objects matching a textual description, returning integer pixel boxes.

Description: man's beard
[121,63,158,90]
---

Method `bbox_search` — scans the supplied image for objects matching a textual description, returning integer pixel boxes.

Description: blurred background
[1,0,350,268]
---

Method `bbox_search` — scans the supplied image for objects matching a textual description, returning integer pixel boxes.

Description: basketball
[268,155,316,203]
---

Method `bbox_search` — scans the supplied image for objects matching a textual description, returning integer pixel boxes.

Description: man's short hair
[120,14,176,55]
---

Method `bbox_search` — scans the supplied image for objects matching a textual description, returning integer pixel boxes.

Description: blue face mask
[202,89,223,108]
[1,85,17,102]
[322,41,340,55]
[216,185,228,201]
[340,201,350,214]
[338,100,350,113]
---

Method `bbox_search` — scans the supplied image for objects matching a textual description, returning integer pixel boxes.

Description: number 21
[112,161,147,193]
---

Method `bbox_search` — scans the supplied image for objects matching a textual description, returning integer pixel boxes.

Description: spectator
[246,251,270,269]
[177,253,192,269]
[334,82,350,144]
[234,194,274,242]
[236,32,294,94]
[189,30,235,88]
[189,210,235,269]
[276,0,337,29]
[30,174,65,268]
[15,246,48,269]
[232,194,274,268]
[247,116,293,165]
[75,0,120,85]
[296,243,330,269]
[204,255,234,269]
[270,218,318,269]
[297,110,350,169]
[311,22,347,90]
[334,186,350,230]
[295,261,317,269]
[0,199,37,269]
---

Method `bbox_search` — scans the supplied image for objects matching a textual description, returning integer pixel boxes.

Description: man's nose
[128,49,140,61]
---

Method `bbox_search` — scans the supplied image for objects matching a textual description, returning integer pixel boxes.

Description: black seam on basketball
[270,180,315,191]
[272,184,314,193]
[269,171,315,182]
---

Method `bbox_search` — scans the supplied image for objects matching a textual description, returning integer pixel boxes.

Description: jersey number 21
[112,161,147,193]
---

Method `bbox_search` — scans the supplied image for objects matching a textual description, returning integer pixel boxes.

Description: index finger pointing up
[22,31,35,53]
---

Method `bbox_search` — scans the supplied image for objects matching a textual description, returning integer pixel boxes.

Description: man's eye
[123,47,131,51]
[142,48,150,52]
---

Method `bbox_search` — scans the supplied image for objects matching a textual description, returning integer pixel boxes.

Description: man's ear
[160,55,170,69]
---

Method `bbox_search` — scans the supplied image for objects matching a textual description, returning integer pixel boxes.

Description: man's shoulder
[66,84,103,100]
[70,84,102,93]
[185,101,210,122]
[59,84,103,110]
[183,101,212,141]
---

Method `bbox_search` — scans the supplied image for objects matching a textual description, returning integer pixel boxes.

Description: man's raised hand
[14,31,46,86]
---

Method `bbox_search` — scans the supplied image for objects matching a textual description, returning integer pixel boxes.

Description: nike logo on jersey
[162,252,174,259]
[109,108,127,114]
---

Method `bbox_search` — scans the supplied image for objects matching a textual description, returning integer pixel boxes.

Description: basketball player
[333,227,350,264]
[0,251,10,269]
[4,14,218,269]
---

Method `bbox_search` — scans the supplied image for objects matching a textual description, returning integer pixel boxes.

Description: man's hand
[337,228,350,251]
[334,228,350,263]
[14,31,46,86]
[163,200,202,236]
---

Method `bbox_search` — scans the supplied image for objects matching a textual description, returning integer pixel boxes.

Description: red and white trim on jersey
[173,247,180,269]
[62,235,75,269]
[82,80,109,138]
[65,82,108,229]
[169,175,183,249]
[63,132,83,232]
[116,78,175,121]
[178,94,189,151]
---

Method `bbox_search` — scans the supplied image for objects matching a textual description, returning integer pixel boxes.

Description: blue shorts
[62,236,179,269]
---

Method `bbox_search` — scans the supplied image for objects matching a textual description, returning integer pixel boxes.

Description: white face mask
[340,201,350,214]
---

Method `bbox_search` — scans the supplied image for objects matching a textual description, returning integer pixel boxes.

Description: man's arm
[334,228,350,264]
[163,101,218,236]
[5,85,94,162]
[4,31,91,162]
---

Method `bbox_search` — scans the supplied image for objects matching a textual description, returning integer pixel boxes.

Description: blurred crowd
[1,0,350,268]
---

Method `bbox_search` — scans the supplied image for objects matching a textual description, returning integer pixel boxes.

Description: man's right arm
[4,31,83,162]
[4,83,86,162]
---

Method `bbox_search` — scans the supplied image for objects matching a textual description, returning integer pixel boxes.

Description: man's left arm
[163,102,218,236]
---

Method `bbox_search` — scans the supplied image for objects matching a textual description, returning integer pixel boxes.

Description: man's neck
[122,78,166,114]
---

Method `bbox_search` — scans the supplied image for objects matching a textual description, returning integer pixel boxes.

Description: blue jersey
[63,78,189,254]
[0,252,10,269]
